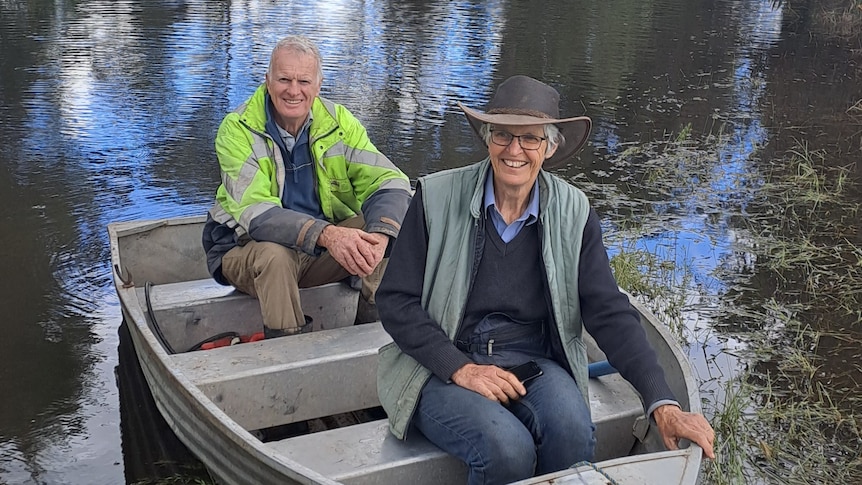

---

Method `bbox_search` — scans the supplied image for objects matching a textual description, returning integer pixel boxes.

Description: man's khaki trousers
[220,216,385,333]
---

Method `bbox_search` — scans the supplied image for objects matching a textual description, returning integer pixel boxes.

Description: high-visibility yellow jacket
[203,84,411,284]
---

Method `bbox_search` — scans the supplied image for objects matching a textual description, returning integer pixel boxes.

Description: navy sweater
[377,184,677,411]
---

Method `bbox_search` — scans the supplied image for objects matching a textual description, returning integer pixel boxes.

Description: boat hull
[109,215,702,485]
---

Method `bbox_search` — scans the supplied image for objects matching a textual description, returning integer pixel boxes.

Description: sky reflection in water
[0,0,855,483]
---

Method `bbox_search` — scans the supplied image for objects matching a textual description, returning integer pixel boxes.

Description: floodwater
[0,0,859,483]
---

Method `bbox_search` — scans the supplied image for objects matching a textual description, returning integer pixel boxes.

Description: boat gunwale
[108,214,704,485]
[109,216,342,485]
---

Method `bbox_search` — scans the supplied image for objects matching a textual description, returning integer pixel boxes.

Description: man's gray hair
[479,123,564,159]
[267,35,324,83]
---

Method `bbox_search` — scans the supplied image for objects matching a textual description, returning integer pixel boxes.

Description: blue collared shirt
[483,172,540,243]
[264,93,324,219]
[275,113,312,152]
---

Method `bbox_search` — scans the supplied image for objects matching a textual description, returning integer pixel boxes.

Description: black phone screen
[508,361,543,383]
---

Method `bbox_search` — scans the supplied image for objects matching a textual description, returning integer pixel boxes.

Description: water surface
[0,1,859,483]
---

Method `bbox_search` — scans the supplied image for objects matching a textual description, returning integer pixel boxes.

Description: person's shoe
[263,316,313,339]
[263,326,287,339]
[354,297,379,324]
[297,315,313,333]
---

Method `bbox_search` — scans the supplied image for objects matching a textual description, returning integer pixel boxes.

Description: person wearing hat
[375,75,715,484]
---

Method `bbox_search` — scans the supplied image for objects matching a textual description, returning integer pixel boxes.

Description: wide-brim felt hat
[458,75,592,168]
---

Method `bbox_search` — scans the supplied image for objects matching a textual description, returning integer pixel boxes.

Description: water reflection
[116,321,208,483]
[0,0,859,483]
[591,2,785,409]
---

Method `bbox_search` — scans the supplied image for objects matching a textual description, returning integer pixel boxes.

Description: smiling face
[264,48,322,135]
[488,124,557,194]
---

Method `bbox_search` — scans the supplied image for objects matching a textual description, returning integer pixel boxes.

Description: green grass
[594,129,862,484]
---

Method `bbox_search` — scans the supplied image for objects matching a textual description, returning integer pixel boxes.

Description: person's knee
[476,426,536,483]
[536,413,595,472]
[555,417,595,458]
[252,242,297,273]
[527,361,596,462]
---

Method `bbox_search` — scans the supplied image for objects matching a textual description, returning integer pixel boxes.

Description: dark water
[1,0,859,483]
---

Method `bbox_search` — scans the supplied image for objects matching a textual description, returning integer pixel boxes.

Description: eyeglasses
[489,130,547,151]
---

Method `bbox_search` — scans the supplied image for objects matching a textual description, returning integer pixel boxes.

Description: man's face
[488,124,555,193]
[264,48,321,134]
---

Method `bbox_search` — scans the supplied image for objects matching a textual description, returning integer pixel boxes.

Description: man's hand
[653,404,716,459]
[318,225,388,277]
[451,363,526,404]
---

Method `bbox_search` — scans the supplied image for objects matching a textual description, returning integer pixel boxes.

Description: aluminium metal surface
[109,215,703,485]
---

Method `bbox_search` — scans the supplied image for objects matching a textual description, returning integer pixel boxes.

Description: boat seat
[139,278,359,352]
[170,322,393,431]
[270,419,467,485]
[266,370,644,485]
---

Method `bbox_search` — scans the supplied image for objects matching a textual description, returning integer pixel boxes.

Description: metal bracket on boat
[114,264,134,288]
[633,415,650,442]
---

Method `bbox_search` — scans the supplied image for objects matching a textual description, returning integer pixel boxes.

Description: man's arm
[578,209,715,458]
[578,209,676,407]
[362,189,412,248]
[376,184,473,380]
[247,207,330,256]
[331,103,412,239]
[308,103,410,270]
[215,112,329,255]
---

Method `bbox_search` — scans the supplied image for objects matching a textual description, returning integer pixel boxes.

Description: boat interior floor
[147,279,647,485]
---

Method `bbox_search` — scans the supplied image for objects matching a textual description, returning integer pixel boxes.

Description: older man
[376,75,715,485]
[203,35,411,338]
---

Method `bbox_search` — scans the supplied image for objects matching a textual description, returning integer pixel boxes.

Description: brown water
[0,0,859,483]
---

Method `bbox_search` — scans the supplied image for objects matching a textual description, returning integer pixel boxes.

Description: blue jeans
[413,358,596,485]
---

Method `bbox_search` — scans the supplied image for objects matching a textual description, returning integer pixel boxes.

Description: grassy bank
[601,131,861,483]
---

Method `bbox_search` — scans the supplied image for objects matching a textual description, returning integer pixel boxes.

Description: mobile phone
[508,360,543,383]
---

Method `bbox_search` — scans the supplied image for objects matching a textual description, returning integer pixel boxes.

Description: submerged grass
[778,0,862,41]
[595,126,862,484]
[129,459,213,485]
[608,242,691,343]
[713,145,862,482]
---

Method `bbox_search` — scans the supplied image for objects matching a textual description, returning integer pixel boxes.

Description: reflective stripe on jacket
[204,85,411,280]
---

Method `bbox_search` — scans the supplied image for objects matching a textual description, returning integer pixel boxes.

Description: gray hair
[267,35,324,83]
[479,123,564,159]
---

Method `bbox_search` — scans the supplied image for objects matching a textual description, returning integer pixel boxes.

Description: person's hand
[652,404,716,459]
[318,225,388,277]
[450,363,526,404]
